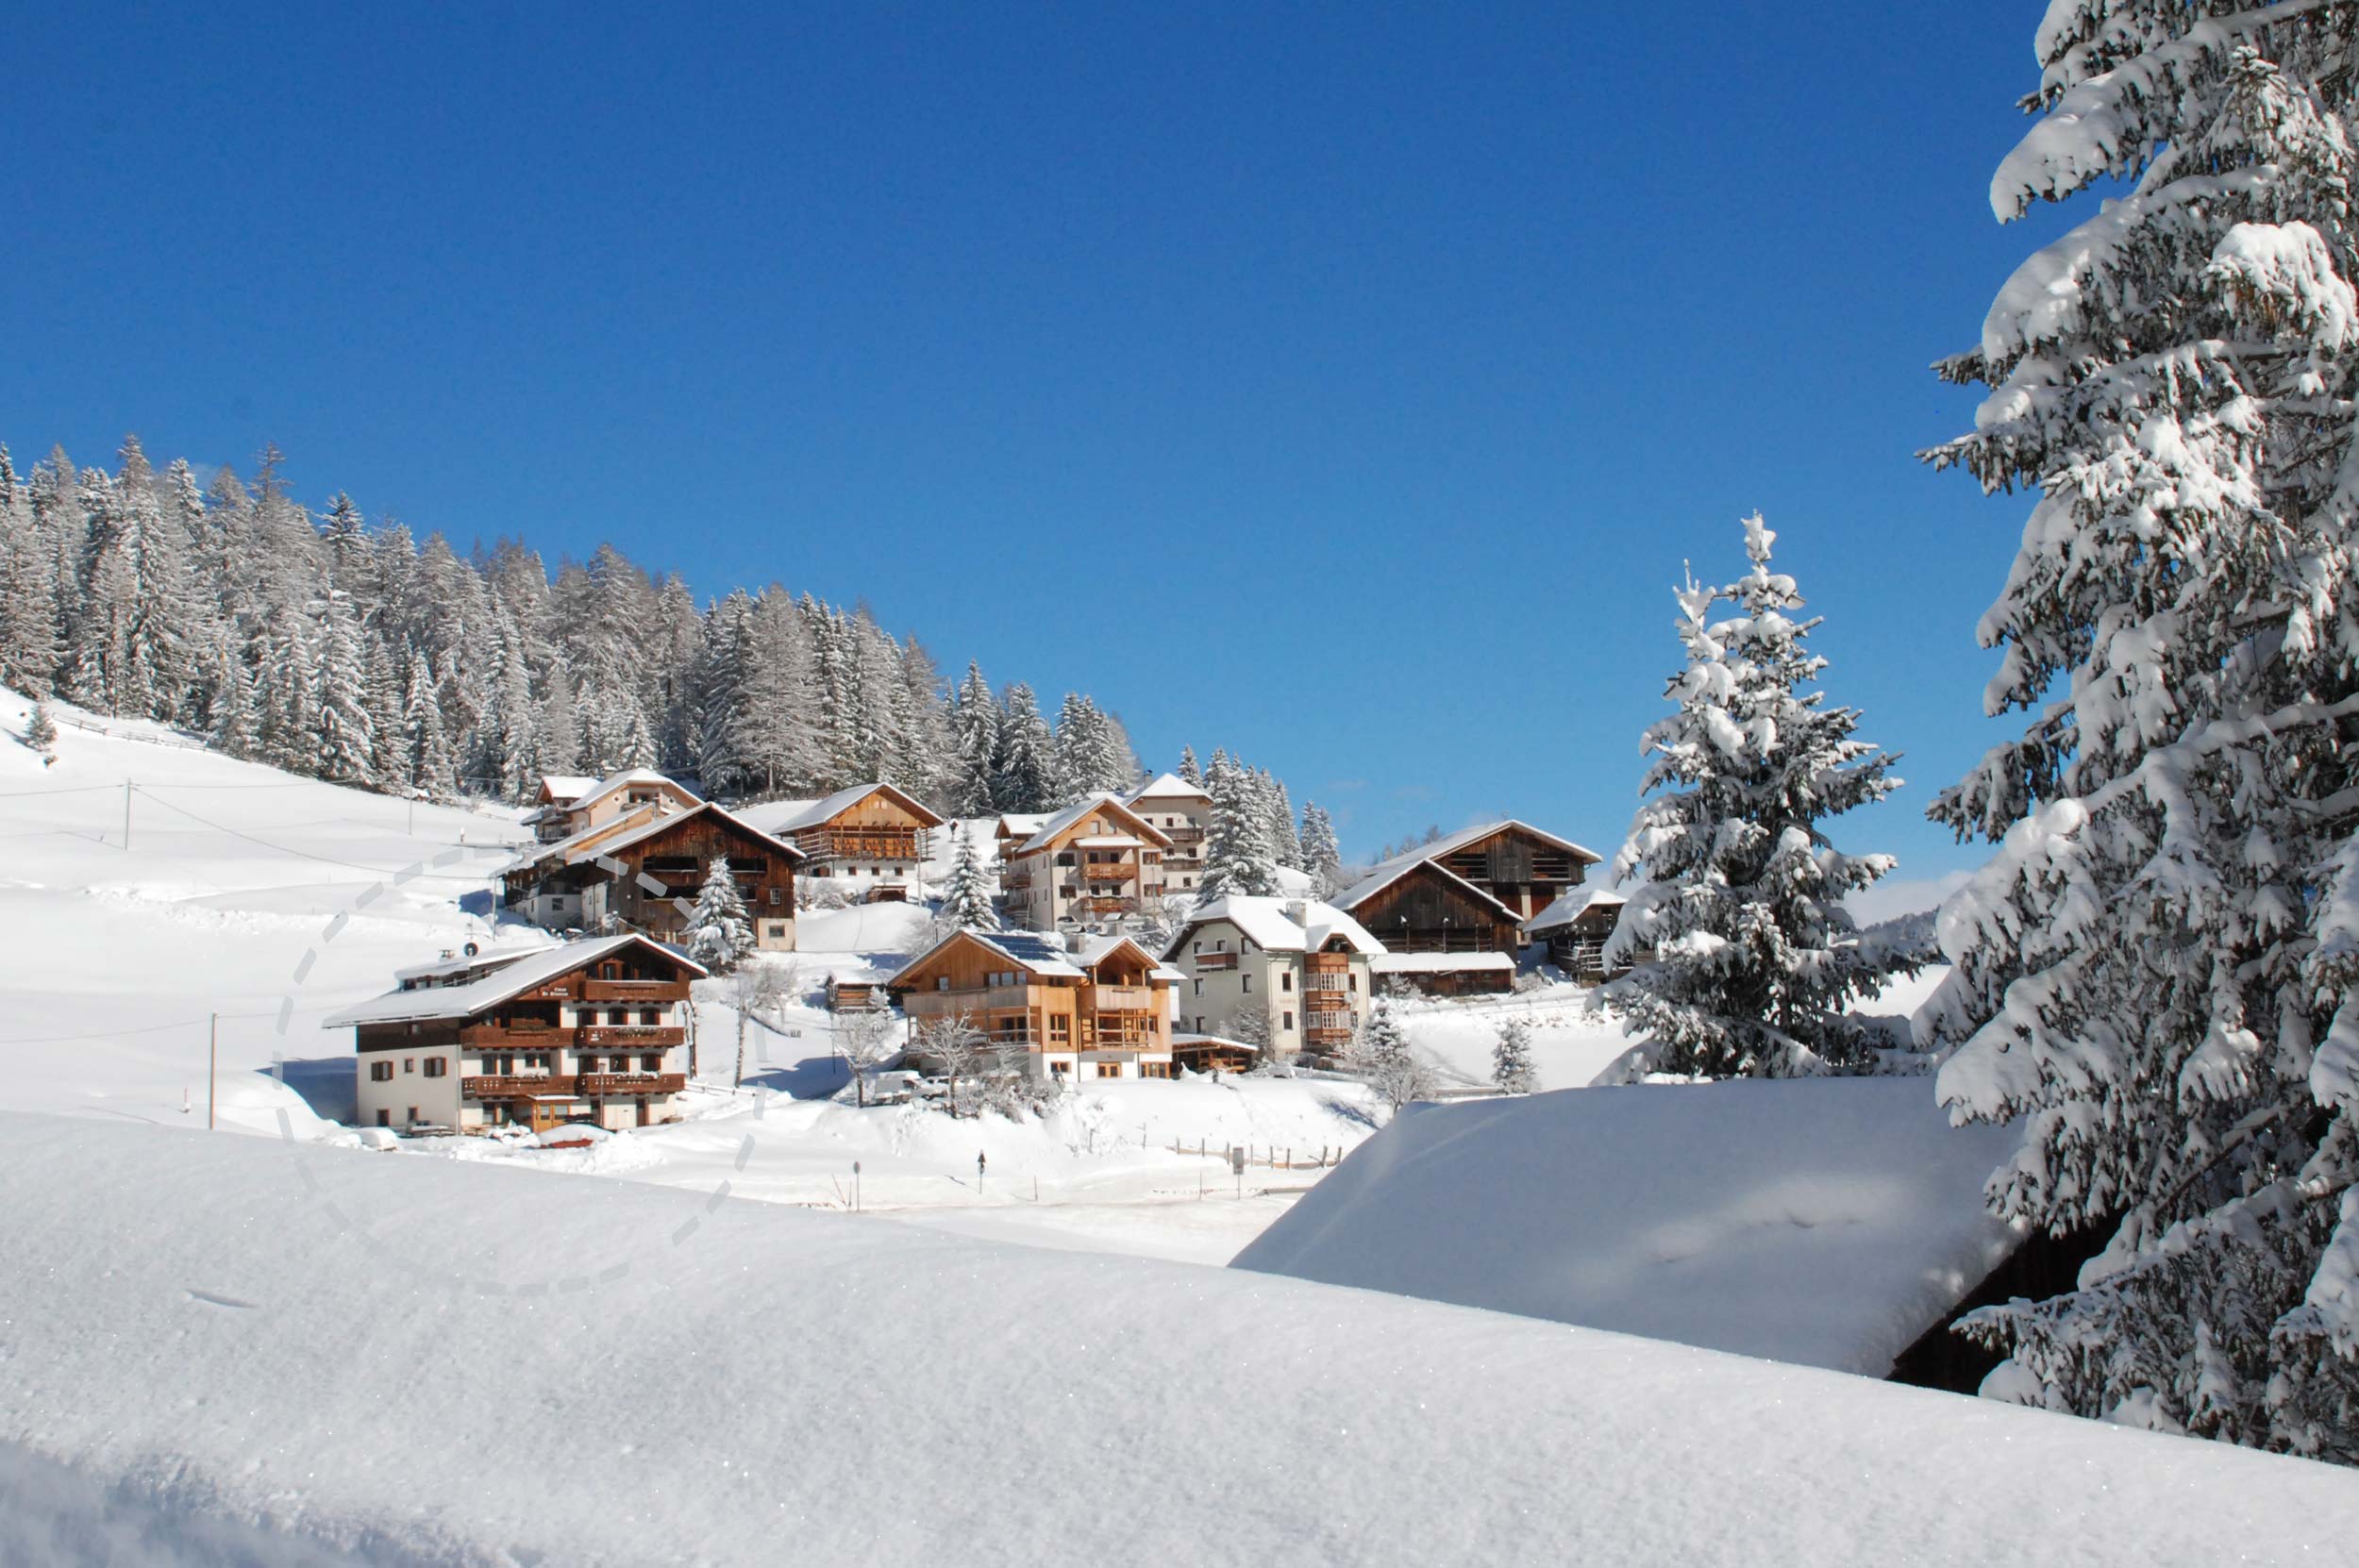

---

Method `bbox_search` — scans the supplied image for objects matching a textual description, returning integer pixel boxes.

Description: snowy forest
[0,436,1342,833]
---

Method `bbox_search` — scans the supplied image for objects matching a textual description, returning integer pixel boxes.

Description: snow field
[6,1111,2353,1568]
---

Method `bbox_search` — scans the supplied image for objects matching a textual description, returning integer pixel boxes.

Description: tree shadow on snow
[271,1057,357,1125]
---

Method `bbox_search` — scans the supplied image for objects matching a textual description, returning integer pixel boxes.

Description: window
[1048,1059,1069,1076]
[1048,1015,1071,1043]
[639,1009,661,1025]
[1242,974,1252,993]
[937,976,951,991]
[1281,973,1294,993]
[1096,1062,1121,1078]
[424,1058,446,1078]
[1283,1011,1295,1031]
[642,1053,663,1073]
[407,1107,419,1124]
[1192,978,1201,996]
[1349,974,1359,993]
[376,1109,390,1126]
[767,923,787,939]
[768,888,782,906]
[370,1060,393,1082]
[402,1058,415,1075]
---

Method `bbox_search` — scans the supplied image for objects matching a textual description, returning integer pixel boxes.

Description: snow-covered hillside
[7,1112,2352,1568]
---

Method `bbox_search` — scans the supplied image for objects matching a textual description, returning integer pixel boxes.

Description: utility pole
[207,1013,218,1130]
[124,779,132,851]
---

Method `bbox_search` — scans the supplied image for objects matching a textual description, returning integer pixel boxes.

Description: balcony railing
[1192,951,1238,972]
[1304,1024,1354,1045]
[794,827,924,862]
[1071,896,1137,915]
[1161,827,1204,845]
[458,1021,564,1047]
[581,978,688,1002]
[579,1026,685,1048]
[1094,985,1156,1012]
[908,983,1033,1011]
[462,1075,580,1099]
[580,1073,688,1097]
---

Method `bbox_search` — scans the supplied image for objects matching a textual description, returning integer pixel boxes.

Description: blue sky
[1,5,2077,884]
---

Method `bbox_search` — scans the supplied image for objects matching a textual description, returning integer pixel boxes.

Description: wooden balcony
[909,983,1034,1012]
[1076,861,1137,881]
[581,978,689,1002]
[459,1022,566,1047]
[1093,985,1156,1012]
[1073,896,1137,916]
[1000,870,1032,891]
[462,1075,580,1099]
[794,826,923,862]
[579,1026,684,1048]
[1161,826,1204,845]
[1304,1023,1354,1046]
[579,1073,687,1097]
[1192,951,1237,972]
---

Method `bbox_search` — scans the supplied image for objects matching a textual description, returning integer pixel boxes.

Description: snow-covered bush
[1492,1017,1538,1095]
[1609,515,1912,1078]
[686,856,755,973]
[1923,7,2359,1460]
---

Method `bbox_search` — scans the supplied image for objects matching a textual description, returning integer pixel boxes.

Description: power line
[0,783,122,799]
[127,787,515,880]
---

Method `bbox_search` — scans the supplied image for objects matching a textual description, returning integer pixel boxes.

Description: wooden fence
[1169,1139,1345,1171]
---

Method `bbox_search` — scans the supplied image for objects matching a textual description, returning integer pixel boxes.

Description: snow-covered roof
[1070,834,1143,849]
[1072,933,1166,973]
[1526,886,1628,935]
[885,927,1087,988]
[1361,819,1602,875]
[1233,1077,2027,1379]
[1370,951,1516,973]
[555,802,805,867]
[1126,772,1211,805]
[502,802,667,875]
[391,937,560,986]
[325,935,708,1027]
[1330,857,1520,924]
[1165,895,1384,960]
[766,781,945,834]
[536,775,597,804]
[562,768,701,820]
[1013,793,1172,854]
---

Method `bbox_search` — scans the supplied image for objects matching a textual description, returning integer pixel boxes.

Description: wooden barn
[1385,820,1601,925]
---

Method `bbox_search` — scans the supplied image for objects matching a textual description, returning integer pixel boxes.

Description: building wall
[1130,792,1211,894]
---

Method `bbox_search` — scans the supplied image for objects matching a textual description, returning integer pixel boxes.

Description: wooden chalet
[326,934,707,1134]
[1331,859,1522,995]
[501,801,803,950]
[999,793,1176,931]
[1380,820,1602,924]
[1527,888,1631,982]
[762,782,945,903]
[524,768,702,844]
[887,928,1180,1080]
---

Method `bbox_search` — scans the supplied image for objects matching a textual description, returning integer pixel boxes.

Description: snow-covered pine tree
[363,632,406,788]
[1298,801,1344,895]
[1349,998,1430,1112]
[208,637,260,760]
[1260,770,1303,869]
[937,826,997,930]
[1198,755,1280,900]
[403,648,458,798]
[313,590,376,787]
[24,698,57,756]
[1918,9,2359,1460]
[1608,515,1908,1078]
[1177,745,1202,786]
[948,661,1001,815]
[687,856,755,972]
[1492,1016,1538,1095]
[994,682,1053,812]
[0,444,63,696]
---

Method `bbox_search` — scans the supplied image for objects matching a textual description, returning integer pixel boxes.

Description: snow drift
[1231,1076,2024,1376]
[4,1111,2351,1567]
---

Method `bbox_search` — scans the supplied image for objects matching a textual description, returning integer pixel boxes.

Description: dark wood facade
[1429,825,1593,923]
[1346,861,1520,954]
[603,809,797,942]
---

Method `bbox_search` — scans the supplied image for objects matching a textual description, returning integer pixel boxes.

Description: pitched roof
[558,801,806,867]
[392,936,560,985]
[1363,820,1603,877]
[501,801,668,876]
[1527,886,1628,935]
[325,935,707,1028]
[536,775,597,804]
[769,780,946,834]
[885,927,1085,989]
[1163,895,1385,961]
[1073,933,1166,973]
[1013,793,1172,854]
[1330,858,1520,925]
[563,768,703,820]
[1127,772,1211,805]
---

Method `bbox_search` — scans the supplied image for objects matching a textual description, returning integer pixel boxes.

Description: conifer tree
[24,698,57,756]
[1349,998,1430,1113]
[1199,756,1280,900]
[1920,8,2359,1458]
[994,682,1053,812]
[314,591,376,787]
[1298,802,1344,896]
[1177,745,1201,786]
[948,661,1001,815]
[403,649,457,798]
[1610,515,1908,1078]
[687,856,755,972]
[1492,1016,1538,1096]
[208,640,260,760]
[938,826,997,931]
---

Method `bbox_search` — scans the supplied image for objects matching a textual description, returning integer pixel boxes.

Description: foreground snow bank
[3,1113,2351,1566]
[1234,1076,2024,1376]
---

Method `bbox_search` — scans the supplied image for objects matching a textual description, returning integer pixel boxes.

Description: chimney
[1284,900,1310,927]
